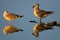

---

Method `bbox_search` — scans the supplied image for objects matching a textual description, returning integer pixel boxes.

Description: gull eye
[6,11,8,13]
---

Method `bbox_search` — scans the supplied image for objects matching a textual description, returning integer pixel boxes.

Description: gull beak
[20,15,24,18]
[32,33,34,35]
[33,6,34,8]
[32,33,38,37]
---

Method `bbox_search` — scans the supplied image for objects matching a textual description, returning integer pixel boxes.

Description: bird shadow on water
[29,20,60,38]
[3,25,23,35]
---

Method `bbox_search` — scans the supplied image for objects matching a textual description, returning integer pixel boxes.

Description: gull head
[4,11,8,13]
[3,11,9,17]
[3,11,8,15]
[32,33,39,37]
[33,3,39,8]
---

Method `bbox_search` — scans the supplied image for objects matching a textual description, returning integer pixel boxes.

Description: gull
[3,11,23,25]
[3,25,23,35]
[33,3,54,23]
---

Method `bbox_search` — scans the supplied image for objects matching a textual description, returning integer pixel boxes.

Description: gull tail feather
[47,11,54,14]
[19,29,24,31]
[19,15,24,18]
[45,28,53,30]
[16,15,23,18]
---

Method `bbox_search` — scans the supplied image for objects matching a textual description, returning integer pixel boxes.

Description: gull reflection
[32,22,53,37]
[3,25,23,35]
[29,20,38,23]
[29,20,60,37]
[46,21,57,28]
[56,22,60,27]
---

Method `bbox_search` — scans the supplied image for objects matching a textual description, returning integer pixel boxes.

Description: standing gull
[33,3,54,23]
[3,11,23,25]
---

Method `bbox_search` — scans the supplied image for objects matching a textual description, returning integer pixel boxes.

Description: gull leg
[40,18,43,26]
[40,18,42,24]
[9,21,12,26]
[40,18,45,28]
